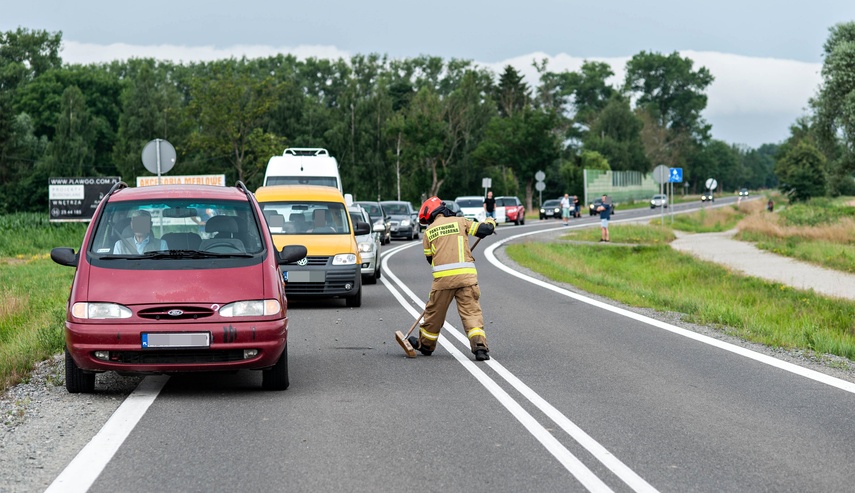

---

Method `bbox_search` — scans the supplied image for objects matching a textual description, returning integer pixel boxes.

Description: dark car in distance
[589,198,615,216]
[440,200,464,217]
[540,199,562,220]
[380,200,420,240]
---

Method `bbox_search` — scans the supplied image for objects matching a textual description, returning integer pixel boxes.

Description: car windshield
[261,201,350,235]
[89,199,264,257]
[355,202,384,220]
[457,199,483,208]
[543,200,560,207]
[382,203,411,215]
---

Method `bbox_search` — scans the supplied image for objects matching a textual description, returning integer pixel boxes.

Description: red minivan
[51,182,306,393]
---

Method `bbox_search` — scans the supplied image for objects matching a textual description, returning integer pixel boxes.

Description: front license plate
[287,271,325,283]
[142,332,210,349]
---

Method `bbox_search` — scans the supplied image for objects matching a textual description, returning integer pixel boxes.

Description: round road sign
[535,181,546,192]
[535,170,546,182]
[705,178,718,190]
[652,165,669,184]
[141,139,177,175]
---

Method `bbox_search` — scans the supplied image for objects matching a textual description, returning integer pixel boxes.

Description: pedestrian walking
[409,197,497,361]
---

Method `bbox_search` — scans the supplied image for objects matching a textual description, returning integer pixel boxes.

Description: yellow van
[255,185,371,307]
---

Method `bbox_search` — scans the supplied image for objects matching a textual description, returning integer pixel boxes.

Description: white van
[263,148,342,192]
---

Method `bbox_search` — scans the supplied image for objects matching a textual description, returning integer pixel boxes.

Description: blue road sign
[669,168,683,183]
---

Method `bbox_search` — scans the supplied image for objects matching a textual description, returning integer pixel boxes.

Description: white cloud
[59,41,822,146]
[61,40,350,65]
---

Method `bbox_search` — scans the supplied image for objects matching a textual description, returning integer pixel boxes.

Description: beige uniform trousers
[419,284,488,354]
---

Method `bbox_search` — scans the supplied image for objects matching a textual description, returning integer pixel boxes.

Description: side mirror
[51,247,79,267]
[354,221,371,236]
[278,245,308,265]
[372,223,385,233]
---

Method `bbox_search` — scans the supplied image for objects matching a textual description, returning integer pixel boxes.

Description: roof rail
[283,148,329,157]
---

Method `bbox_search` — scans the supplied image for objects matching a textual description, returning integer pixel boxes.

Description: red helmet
[419,196,443,225]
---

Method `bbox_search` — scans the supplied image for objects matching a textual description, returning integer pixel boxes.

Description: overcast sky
[4,1,855,148]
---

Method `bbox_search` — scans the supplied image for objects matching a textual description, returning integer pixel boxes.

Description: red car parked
[51,182,306,393]
[496,196,526,225]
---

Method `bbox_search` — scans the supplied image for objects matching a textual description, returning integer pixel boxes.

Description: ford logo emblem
[297,257,308,266]
[167,309,184,317]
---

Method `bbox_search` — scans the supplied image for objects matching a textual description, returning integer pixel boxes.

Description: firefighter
[409,197,496,361]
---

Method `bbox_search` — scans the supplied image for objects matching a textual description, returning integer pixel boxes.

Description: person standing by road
[483,191,496,220]
[560,193,571,226]
[572,195,581,218]
[596,194,611,242]
[410,197,496,361]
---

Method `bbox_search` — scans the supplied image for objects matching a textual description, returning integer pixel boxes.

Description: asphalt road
[47,198,855,493]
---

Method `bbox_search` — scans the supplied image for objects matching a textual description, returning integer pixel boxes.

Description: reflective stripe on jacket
[423,216,478,289]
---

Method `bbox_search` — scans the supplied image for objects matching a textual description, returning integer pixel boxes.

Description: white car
[650,194,668,208]
[348,205,382,284]
[454,196,487,222]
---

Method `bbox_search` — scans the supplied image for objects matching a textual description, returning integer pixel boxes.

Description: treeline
[2,25,850,214]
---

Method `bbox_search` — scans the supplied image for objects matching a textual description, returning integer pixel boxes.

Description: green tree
[775,140,827,201]
[186,63,286,186]
[494,65,531,117]
[473,108,560,210]
[584,96,649,172]
[112,60,185,182]
[811,21,855,194]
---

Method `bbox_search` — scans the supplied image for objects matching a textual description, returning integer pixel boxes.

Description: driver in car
[113,210,168,254]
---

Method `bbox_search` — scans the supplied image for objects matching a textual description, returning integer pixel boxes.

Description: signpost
[535,170,546,206]
[652,165,669,225]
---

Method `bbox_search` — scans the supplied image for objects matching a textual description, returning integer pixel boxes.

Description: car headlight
[333,253,357,265]
[400,219,411,227]
[220,300,281,317]
[539,208,545,213]
[71,302,132,319]
[358,241,375,253]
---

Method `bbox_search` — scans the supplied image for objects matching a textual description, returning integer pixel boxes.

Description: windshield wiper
[101,250,252,260]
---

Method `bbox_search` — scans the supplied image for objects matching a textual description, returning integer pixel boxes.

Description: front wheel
[65,347,95,393]
[262,345,289,390]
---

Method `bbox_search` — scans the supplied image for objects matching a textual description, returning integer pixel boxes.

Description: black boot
[474,349,490,361]
[408,336,433,356]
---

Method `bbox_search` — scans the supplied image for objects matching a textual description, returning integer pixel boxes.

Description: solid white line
[44,375,169,493]
[483,229,855,395]
[381,245,639,493]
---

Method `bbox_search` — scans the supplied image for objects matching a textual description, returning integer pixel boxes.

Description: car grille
[303,256,329,266]
[285,267,359,295]
[112,350,245,364]
[138,306,215,320]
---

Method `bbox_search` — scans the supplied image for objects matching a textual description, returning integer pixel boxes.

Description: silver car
[349,205,382,284]
[650,194,668,208]
[354,201,391,245]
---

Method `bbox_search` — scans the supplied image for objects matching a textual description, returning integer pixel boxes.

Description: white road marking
[381,243,657,493]
[482,226,855,395]
[44,375,169,493]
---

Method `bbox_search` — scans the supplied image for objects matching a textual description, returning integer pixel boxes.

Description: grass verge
[506,241,855,362]
[0,257,72,391]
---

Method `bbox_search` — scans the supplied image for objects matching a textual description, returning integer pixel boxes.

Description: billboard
[136,174,226,187]
[49,177,121,222]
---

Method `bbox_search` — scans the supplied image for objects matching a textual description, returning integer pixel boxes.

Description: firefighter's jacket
[422,215,493,290]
